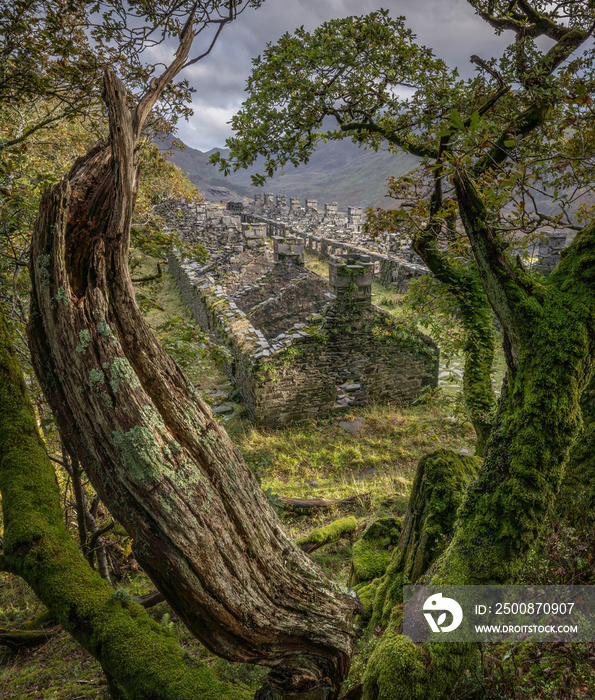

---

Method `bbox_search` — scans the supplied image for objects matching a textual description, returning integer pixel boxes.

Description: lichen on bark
[26,69,358,698]
[0,309,250,699]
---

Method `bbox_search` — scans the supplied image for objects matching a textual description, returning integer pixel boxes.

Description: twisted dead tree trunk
[27,68,357,699]
[0,308,252,699]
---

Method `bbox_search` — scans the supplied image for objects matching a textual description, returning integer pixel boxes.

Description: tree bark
[27,70,356,697]
[0,307,251,698]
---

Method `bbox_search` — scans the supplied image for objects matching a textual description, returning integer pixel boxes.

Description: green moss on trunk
[349,518,403,587]
[362,617,475,700]
[432,280,595,586]
[412,234,497,457]
[558,375,595,523]
[368,450,480,627]
[0,310,249,700]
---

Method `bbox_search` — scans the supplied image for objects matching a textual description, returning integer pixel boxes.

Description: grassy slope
[1,251,593,699]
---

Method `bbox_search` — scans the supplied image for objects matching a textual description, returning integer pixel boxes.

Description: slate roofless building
[168,222,439,426]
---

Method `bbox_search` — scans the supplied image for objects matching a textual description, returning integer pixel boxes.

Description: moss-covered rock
[353,580,381,622]
[368,450,481,627]
[362,618,475,700]
[349,517,403,587]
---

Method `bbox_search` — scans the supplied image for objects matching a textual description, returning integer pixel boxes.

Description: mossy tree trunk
[413,228,496,457]
[361,169,595,700]
[0,308,253,699]
[427,167,595,585]
[26,69,357,699]
[557,374,595,522]
[353,449,480,700]
[366,450,481,627]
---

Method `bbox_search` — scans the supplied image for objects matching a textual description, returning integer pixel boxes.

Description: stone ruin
[166,214,439,426]
[239,197,440,290]
[160,193,571,425]
[230,194,574,280]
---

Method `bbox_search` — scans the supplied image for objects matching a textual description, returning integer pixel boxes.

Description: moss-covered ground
[1,249,593,699]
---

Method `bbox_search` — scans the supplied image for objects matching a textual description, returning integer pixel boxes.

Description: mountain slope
[157,137,420,208]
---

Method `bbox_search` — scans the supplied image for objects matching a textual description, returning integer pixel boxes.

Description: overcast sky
[174,0,510,151]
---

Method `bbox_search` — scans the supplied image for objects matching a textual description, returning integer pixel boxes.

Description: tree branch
[473,8,526,34]
[88,521,114,553]
[453,164,537,367]
[516,0,574,39]
[339,122,436,159]
[134,590,166,608]
[182,20,226,69]
[133,7,198,138]
[0,110,76,153]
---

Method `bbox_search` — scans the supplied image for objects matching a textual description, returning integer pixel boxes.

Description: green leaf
[449,109,465,130]
[469,110,480,132]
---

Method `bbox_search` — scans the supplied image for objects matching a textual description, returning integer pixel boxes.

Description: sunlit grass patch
[237,399,475,538]
[130,248,231,392]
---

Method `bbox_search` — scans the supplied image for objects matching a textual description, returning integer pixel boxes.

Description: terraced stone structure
[168,226,439,426]
[239,196,431,290]
[160,195,574,425]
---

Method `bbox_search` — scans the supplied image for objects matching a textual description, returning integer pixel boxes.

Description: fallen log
[131,262,162,283]
[134,590,166,608]
[0,625,61,650]
[297,517,358,553]
[280,494,369,513]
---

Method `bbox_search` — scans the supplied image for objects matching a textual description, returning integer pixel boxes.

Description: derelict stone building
[167,211,439,426]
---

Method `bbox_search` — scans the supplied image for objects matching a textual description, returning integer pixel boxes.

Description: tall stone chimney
[272,235,305,263]
[328,254,373,305]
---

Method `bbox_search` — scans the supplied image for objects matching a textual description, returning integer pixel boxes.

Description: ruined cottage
[162,192,573,426]
[168,218,439,426]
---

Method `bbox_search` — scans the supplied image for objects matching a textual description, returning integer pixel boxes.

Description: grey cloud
[175,0,510,150]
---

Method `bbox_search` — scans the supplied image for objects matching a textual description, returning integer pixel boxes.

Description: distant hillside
[157,137,421,208]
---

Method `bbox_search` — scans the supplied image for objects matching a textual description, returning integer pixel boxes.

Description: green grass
[0,571,267,699]
[237,400,474,523]
[130,247,231,392]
